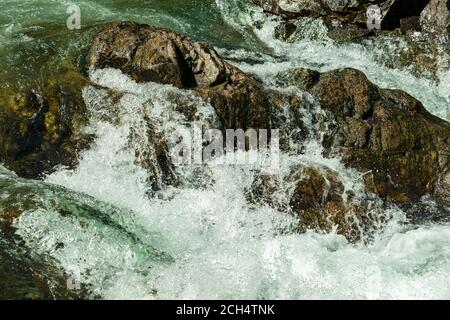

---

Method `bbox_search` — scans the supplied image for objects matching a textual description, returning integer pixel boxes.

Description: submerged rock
[0,235,84,300]
[435,171,450,205]
[248,164,387,241]
[129,114,178,192]
[326,24,377,42]
[87,21,272,130]
[251,0,328,20]
[0,65,92,179]
[371,34,443,81]
[0,166,172,298]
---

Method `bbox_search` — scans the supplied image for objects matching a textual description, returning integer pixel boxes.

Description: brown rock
[194,68,271,130]
[308,68,450,206]
[88,22,271,130]
[88,22,227,88]
[272,68,320,91]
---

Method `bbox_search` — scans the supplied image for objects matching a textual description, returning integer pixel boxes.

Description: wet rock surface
[87,22,450,238]
[279,67,450,207]
[0,240,84,300]
[248,164,388,241]
[271,14,447,81]
[88,22,228,88]
[88,21,272,130]
[1,20,449,249]
[0,65,93,179]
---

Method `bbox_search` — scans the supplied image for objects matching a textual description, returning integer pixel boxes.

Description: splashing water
[1,0,450,299]
[38,65,448,299]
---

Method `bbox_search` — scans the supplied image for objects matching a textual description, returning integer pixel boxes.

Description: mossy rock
[0,64,93,178]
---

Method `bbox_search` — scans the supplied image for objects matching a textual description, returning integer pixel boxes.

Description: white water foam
[32,67,449,299]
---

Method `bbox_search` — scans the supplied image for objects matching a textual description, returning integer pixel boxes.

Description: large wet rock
[87,21,271,130]
[251,67,449,239]
[0,65,92,179]
[304,68,450,206]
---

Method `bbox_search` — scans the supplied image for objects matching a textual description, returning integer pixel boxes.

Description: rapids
[0,0,449,299]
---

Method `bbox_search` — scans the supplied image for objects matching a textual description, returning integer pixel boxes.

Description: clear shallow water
[0,0,450,299]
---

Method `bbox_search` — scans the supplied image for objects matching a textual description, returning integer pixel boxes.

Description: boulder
[87,21,271,130]
[0,65,92,179]
[88,22,227,88]
[0,244,82,300]
[268,67,450,207]
[194,68,271,130]
[306,68,450,206]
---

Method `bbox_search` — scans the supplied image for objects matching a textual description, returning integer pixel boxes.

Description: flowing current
[1,0,450,299]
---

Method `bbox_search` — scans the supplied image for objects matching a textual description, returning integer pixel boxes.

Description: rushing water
[1,0,450,299]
